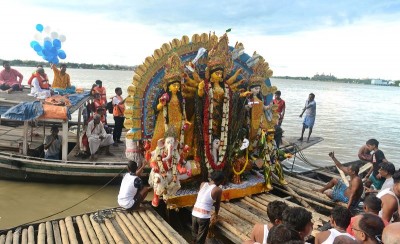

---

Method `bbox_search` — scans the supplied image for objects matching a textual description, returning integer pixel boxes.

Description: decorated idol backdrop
[123,32,281,206]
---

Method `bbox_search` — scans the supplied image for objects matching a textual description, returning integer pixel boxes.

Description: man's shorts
[332,180,349,203]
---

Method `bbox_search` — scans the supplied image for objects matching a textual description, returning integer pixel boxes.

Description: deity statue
[195,33,249,172]
[150,53,189,151]
[230,128,251,184]
[254,128,292,191]
[148,126,192,207]
[245,57,276,152]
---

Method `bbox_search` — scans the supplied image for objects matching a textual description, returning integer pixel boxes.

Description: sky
[2,0,400,80]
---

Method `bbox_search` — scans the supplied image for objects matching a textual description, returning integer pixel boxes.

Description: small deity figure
[231,137,251,184]
[148,127,192,207]
[255,128,292,191]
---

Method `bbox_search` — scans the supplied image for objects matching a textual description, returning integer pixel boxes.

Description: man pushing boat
[316,152,363,210]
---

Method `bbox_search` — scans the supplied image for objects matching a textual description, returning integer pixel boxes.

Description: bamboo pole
[59,219,70,244]
[359,163,372,174]
[242,197,268,212]
[82,214,100,244]
[138,211,170,244]
[75,216,91,244]
[5,231,12,244]
[12,230,19,244]
[21,229,27,244]
[99,221,116,244]
[89,214,108,244]
[219,208,253,237]
[273,185,333,210]
[104,219,124,244]
[336,166,349,186]
[65,217,78,244]
[271,173,312,210]
[116,212,143,243]
[217,218,249,242]
[131,212,160,244]
[114,214,137,244]
[146,209,187,244]
[0,234,5,244]
[27,226,34,244]
[51,221,63,244]
[37,223,45,244]
[222,202,267,225]
[46,221,54,244]
[288,174,325,186]
[215,224,243,244]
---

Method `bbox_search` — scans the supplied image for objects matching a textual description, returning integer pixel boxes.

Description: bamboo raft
[0,204,188,244]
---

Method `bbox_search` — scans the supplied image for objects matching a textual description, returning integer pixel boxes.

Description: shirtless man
[382,222,400,244]
[377,172,400,223]
[317,152,363,209]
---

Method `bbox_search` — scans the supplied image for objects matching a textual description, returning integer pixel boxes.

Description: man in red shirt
[0,61,23,93]
[273,90,285,126]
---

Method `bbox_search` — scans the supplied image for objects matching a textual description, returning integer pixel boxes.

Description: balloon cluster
[30,24,67,65]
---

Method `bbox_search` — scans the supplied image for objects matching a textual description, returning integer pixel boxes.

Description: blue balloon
[33,44,42,52]
[42,49,49,56]
[53,39,61,49]
[52,57,59,65]
[37,51,43,57]
[44,40,52,50]
[36,24,44,32]
[30,41,39,48]
[58,50,67,59]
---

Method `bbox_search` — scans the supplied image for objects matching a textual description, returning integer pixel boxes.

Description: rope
[0,168,126,234]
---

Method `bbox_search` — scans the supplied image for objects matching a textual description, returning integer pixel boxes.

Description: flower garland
[203,81,230,171]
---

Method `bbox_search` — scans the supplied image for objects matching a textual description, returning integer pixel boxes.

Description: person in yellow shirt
[51,63,75,94]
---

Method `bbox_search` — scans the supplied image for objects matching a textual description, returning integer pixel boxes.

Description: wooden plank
[65,216,78,244]
[82,214,100,244]
[46,221,54,244]
[98,221,116,244]
[52,221,63,244]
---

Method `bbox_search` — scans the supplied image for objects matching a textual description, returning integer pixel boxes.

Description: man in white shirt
[365,162,395,194]
[87,114,114,161]
[118,160,150,211]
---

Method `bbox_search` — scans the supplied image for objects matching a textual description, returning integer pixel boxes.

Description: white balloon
[50,31,59,39]
[34,32,43,41]
[44,26,51,34]
[43,36,51,42]
[59,35,66,42]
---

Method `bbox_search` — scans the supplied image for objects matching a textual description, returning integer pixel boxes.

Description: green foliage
[0,58,136,71]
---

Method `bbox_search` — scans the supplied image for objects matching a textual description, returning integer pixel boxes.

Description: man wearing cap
[273,90,285,126]
[0,61,23,93]
[299,93,316,142]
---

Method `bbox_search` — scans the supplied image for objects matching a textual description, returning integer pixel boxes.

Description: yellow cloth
[51,65,71,89]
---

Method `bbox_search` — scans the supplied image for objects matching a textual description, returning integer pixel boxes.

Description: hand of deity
[198,81,205,89]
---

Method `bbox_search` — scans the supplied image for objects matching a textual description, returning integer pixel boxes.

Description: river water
[0,67,399,229]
